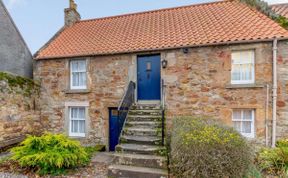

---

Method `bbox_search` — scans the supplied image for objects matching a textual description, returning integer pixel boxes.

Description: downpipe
[272,38,278,148]
[265,84,269,147]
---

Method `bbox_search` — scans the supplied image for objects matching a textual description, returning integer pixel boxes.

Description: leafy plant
[10,133,89,175]
[257,139,288,176]
[170,117,253,178]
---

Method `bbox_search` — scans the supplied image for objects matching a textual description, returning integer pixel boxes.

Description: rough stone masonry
[34,41,288,147]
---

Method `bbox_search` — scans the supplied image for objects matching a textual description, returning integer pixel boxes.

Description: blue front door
[109,108,119,151]
[137,55,161,100]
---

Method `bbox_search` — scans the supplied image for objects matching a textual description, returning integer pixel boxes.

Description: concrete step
[129,110,162,116]
[113,153,167,169]
[108,164,168,178]
[116,143,165,155]
[123,128,159,137]
[127,115,162,122]
[120,135,162,145]
[126,121,161,129]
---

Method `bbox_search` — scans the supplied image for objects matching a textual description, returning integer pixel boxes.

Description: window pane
[242,121,252,133]
[71,61,78,72]
[79,121,85,133]
[233,110,241,120]
[241,64,252,81]
[72,73,79,86]
[233,121,241,132]
[71,120,78,133]
[78,61,86,71]
[243,110,253,120]
[242,51,254,63]
[71,108,78,119]
[79,72,86,86]
[78,108,85,119]
[232,52,241,64]
[232,64,241,81]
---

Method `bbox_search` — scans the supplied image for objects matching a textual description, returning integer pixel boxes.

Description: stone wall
[0,72,42,148]
[34,41,288,147]
[162,42,274,145]
[277,41,288,140]
[34,56,133,146]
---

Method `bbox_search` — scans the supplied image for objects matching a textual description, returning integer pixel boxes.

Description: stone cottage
[0,0,32,78]
[34,0,288,151]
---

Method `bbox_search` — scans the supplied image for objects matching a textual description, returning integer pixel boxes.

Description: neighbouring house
[0,0,32,78]
[34,0,288,150]
[271,3,288,18]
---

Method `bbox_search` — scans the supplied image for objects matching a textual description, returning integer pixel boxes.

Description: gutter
[272,38,278,148]
[34,37,288,60]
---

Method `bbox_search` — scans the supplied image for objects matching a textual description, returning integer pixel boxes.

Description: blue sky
[2,0,286,54]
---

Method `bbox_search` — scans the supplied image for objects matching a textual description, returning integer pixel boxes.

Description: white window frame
[232,109,255,138]
[65,102,89,137]
[231,50,255,85]
[70,60,87,90]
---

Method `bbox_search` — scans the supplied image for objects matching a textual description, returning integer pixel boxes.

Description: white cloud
[265,0,288,5]
[6,0,27,10]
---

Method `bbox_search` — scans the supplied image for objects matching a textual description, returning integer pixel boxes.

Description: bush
[170,117,253,178]
[257,138,288,176]
[10,133,89,175]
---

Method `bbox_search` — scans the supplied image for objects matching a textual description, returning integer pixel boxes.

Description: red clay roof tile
[271,3,288,18]
[35,1,288,59]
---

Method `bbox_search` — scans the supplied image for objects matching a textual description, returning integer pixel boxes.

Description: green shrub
[257,138,288,176]
[10,133,89,175]
[170,117,253,178]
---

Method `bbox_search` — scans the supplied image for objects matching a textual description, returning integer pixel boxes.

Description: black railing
[161,79,165,146]
[118,81,136,140]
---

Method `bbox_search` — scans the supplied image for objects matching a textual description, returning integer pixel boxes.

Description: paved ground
[0,152,114,178]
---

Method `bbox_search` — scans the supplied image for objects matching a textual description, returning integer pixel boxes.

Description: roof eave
[34,37,288,60]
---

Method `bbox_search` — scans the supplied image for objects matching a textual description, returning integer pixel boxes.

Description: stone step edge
[108,164,168,175]
[113,153,167,160]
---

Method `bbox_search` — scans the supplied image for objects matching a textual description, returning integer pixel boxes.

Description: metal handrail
[161,79,165,146]
[117,81,135,142]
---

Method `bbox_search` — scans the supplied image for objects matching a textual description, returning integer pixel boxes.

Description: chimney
[64,0,81,27]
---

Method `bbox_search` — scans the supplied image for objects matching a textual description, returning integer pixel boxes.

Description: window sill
[65,89,91,94]
[225,84,265,89]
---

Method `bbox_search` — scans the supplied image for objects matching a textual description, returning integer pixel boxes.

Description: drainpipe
[272,38,278,148]
[265,84,269,147]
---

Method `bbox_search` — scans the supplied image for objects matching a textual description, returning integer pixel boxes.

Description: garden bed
[0,133,109,177]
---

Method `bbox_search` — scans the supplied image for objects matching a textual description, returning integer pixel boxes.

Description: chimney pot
[65,0,81,27]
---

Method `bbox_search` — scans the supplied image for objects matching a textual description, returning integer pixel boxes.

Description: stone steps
[127,115,162,122]
[120,135,162,145]
[123,128,159,137]
[129,110,162,116]
[126,121,161,128]
[116,143,165,155]
[108,164,168,178]
[113,153,167,169]
[131,104,162,110]
[109,104,167,178]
